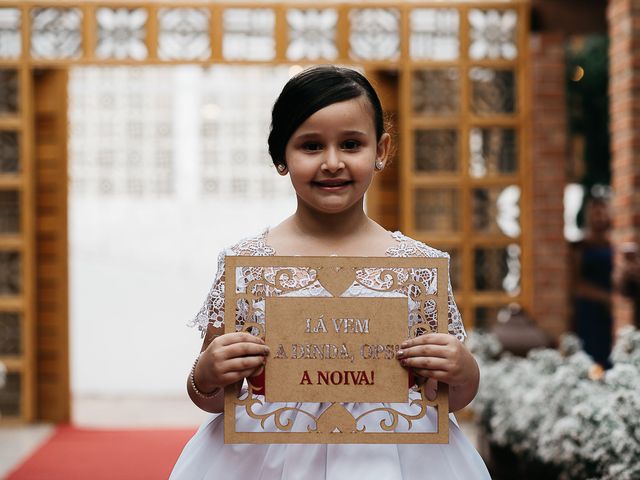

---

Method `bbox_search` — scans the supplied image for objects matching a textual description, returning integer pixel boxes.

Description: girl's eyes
[301,140,361,151]
[342,140,360,150]
[302,142,322,152]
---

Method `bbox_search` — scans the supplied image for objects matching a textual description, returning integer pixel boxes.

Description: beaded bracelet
[190,354,222,399]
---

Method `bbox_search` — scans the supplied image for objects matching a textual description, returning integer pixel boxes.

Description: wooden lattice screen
[0,0,530,422]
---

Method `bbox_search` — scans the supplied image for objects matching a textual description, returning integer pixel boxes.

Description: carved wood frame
[224,255,450,444]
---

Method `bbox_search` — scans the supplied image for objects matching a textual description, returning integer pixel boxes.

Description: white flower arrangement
[469,327,640,479]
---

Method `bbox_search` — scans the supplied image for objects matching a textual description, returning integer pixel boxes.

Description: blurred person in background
[569,195,613,368]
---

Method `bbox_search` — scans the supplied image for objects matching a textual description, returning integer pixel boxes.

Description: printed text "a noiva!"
[299,370,375,385]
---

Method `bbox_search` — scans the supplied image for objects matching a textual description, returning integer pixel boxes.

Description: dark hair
[268,65,385,167]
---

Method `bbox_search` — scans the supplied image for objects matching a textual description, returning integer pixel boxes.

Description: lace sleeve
[387,232,467,342]
[187,250,226,338]
[186,231,276,337]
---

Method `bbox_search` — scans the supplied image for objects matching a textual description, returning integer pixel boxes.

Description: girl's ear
[375,133,391,170]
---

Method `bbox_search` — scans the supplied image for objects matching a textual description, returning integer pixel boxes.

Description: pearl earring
[276,164,287,173]
[375,161,384,171]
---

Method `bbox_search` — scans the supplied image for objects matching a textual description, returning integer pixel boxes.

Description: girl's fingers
[214,365,266,387]
[220,342,270,360]
[400,356,449,371]
[217,332,265,347]
[401,333,451,349]
[397,344,449,359]
[221,355,266,373]
[219,370,258,385]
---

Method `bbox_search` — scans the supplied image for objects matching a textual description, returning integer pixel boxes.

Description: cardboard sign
[266,296,408,403]
[224,255,450,444]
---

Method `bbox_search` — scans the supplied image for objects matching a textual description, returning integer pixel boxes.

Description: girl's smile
[312,178,353,191]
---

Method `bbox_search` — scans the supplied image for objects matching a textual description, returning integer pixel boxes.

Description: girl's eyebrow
[293,132,321,140]
[294,130,367,140]
[341,130,368,137]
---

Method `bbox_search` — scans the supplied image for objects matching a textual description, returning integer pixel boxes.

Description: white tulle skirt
[170,392,491,480]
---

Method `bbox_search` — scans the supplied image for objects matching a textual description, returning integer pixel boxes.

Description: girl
[171,66,490,479]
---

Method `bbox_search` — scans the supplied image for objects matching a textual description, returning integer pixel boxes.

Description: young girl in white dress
[171,66,491,479]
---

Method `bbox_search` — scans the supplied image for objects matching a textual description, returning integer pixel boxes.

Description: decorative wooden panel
[399,3,531,329]
[0,63,34,423]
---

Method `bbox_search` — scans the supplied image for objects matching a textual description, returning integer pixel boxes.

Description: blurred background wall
[68,66,296,395]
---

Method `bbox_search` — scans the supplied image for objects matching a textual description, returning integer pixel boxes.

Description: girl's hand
[397,333,478,388]
[195,332,269,392]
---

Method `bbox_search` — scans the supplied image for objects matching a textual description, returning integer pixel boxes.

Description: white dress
[171,231,490,480]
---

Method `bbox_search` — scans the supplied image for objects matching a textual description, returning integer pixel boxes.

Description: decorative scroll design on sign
[353,388,436,432]
[224,256,450,444]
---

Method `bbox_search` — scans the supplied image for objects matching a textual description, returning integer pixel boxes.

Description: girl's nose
[321,147,345,172]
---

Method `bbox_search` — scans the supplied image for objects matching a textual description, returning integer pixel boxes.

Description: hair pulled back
[268,65,385,168]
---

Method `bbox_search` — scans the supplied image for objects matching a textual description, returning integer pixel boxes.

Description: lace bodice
[189,230,466,342]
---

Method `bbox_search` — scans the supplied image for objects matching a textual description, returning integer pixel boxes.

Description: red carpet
[7,425,196,480]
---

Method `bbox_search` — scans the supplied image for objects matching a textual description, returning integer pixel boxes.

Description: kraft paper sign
[266,296,408,403]
[224,256,450,444]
